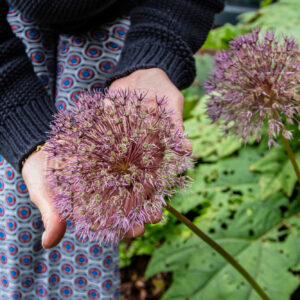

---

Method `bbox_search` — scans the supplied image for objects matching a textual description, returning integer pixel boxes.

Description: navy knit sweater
[0,0,224,171]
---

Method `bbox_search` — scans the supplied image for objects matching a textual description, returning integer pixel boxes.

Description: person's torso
[6,0,135,32]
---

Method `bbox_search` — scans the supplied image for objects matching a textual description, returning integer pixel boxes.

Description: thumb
[35,182,66,249]
[22,146,67,249]
[40,202,66,249]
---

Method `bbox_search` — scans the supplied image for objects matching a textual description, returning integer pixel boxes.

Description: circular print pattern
[21,14,33,23]
[91,82,104,91]
[49,273,60,286]
[0,179,4,192]
[2,10,127,299]
[72,36,86,47]
[59,42,70,54]
[36,285,48,297]
[62,240,75,253]
[0,228,6,241]
[85,45,102,58]
[17,206,31,220]
[25,28,40,40]
[10,291,22,300]
[106,41,121,51]
[61,263,74,275]
[16,180,28,194]
[49,250,61,263]
[56,99,67,111]
[0,204,5,217]
[0,252,8,265]
[5,167,15,181]
[113,26,128,39]
[75,254,88,266]
[74,276,87,288]
[10,267,20,279]
[60,286,73,298]
[18,230,32,243]
[77,68,95,81]
[0,155,4,165]
[8,243,18,256]
[89,245,102,257]
[67,54,81,66]
[34,262,48,274]
[1,275,9,288]
[19,254,33,267]
[5,193,16,206]
[88,289,100,299]
[30,51,45,63]
[61,76,74,90]
[92,30,108,42]
[32,216,43,230]
[6,218,17,232]
[99,61,115,73]
[102,279,113,292]
[89,268,101,279]
[22,277,34,288]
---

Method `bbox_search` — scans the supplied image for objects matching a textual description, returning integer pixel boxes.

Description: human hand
[109,68,192,238]
[22,69,191,247]
[21,145,67,249]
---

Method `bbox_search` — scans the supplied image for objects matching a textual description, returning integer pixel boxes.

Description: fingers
[41,211,66,249]
[144,209,162,224]
[124,224,145,239]
[123,209,162,239]
[22,149,67,249]
[30,187,67,249]
[162,95,193,155]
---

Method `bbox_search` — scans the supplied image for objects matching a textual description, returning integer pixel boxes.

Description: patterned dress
[0,5,130,299]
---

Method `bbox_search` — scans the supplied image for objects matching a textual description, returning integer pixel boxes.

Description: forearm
[0,0,56,171]
[106,0,225,90]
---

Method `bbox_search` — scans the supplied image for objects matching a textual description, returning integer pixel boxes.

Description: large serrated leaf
[238,0,300,42]
[250,147,300,199]
[172,147,261,213]
[182,54,215,120]
[184,98,242,161]
[146,193,300,300]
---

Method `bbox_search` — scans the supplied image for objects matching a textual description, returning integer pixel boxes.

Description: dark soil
[121,255,172,300]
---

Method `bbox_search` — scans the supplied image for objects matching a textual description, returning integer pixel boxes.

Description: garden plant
[44,1,300,299]
[119,1,300,299]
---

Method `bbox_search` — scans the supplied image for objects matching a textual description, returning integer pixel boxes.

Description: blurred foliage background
[120,0,300,299]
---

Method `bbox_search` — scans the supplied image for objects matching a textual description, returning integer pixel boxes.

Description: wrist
[21,142,46,169]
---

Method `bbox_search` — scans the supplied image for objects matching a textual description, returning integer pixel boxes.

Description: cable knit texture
[0,0,224,171]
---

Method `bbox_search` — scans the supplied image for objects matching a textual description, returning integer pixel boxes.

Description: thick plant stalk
[281,134,300,183]
[165,203,271,300]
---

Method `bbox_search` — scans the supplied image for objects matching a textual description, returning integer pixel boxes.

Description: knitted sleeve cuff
[0,94,56,172]
[105,24,196,90]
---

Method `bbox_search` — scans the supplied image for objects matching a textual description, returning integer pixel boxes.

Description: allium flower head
[204,28,300,146]
[45,89,192,244]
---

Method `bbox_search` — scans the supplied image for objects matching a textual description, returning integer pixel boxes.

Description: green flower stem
[165,203,271,300]
[281,134,300,183]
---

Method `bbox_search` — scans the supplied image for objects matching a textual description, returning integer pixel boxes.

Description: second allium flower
[205,28,300,146]
[45,90,192,244]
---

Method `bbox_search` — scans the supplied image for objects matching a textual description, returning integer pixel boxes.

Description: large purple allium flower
[45,90,192,244]
[204,28,300,146]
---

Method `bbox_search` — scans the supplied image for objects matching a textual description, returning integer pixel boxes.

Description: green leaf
[146,193,300,300]
[239,0,300,43]
[194,54,215,86]
[171,147,261,213]
[183,97,242,161]
[250,146,300,199]
[202,24,249,50]
[182,54,215,120]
